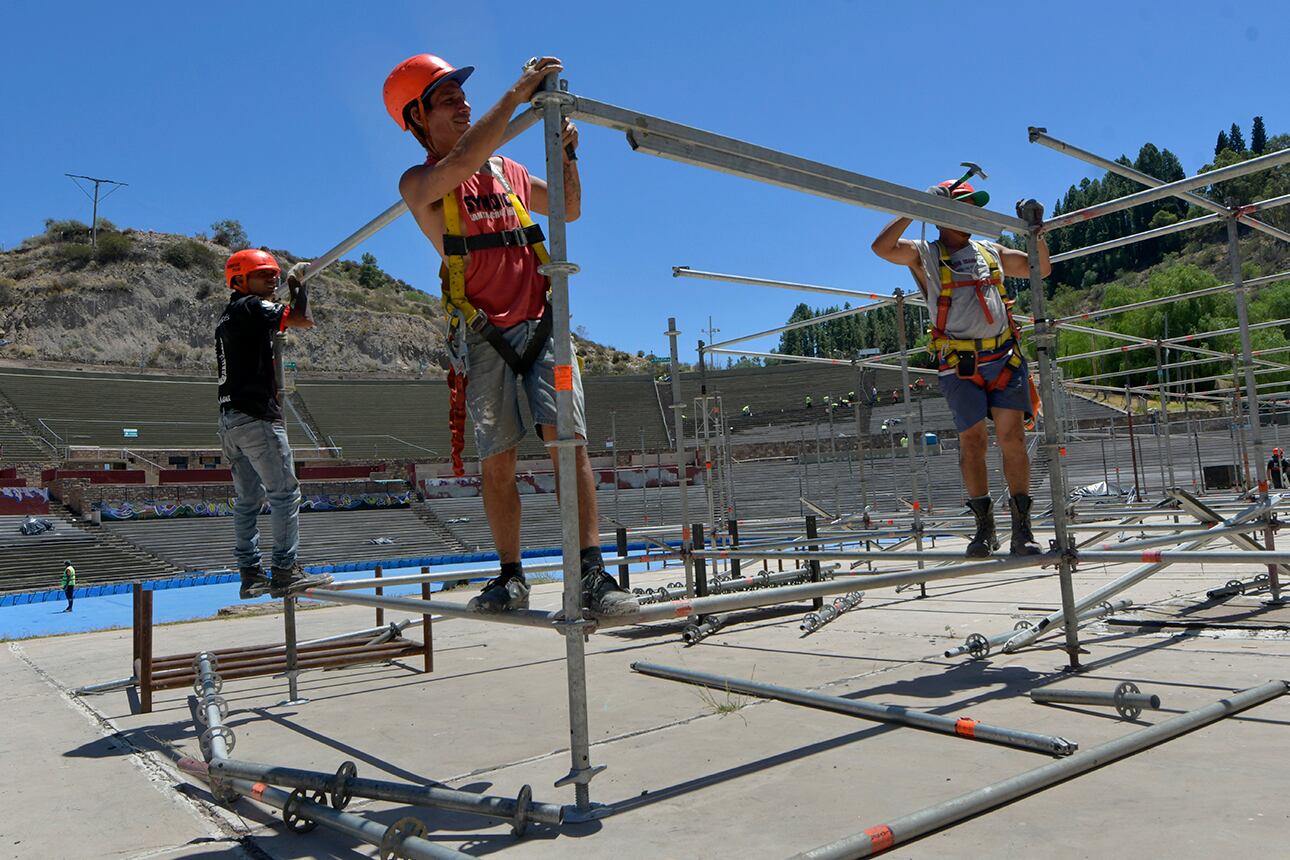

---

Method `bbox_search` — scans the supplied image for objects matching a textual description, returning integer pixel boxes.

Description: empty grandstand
[0,513,176,593]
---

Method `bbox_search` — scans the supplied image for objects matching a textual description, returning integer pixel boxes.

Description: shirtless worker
[384,53,636,616]
[871,181,1048,557]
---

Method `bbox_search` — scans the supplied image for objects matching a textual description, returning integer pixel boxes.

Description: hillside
[0,221,650,377]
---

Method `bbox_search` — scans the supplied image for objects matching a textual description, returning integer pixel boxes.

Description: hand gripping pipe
[631,662,1077,756]
[208,757,563,833]
[789,680,1289,859]
[178,758,470,860]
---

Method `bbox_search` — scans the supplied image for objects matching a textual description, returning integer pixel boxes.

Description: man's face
[413,80,471,151]
[244,269,279,297]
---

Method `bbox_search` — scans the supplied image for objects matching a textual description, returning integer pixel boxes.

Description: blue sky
[3,1,1281,363]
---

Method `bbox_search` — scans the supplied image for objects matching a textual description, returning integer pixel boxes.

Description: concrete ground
[5,540,1289,859]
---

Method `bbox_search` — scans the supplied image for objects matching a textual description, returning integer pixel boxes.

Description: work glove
[1016,198,1045,227]
[286,262,310,320]
[926,185,950,197]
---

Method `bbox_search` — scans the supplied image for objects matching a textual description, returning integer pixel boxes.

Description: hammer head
[960,161,988,180]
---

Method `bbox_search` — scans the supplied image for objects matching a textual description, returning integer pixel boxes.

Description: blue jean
[218,409,300,569]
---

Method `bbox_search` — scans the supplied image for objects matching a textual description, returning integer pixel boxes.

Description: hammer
[945,161,988,195]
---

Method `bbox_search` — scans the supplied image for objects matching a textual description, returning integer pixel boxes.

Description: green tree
[210,219,249,250]
[358,252,382,289]
[1215,130,1230,157]
[1251,116,1267,155]
[1228,122,1246,152]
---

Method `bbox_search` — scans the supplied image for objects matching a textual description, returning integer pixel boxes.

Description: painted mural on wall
[94,491,412,520]
[421,467,698,500]
[0,487,50,515]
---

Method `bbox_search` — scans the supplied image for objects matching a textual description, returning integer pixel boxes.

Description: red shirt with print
[439,155,547,328]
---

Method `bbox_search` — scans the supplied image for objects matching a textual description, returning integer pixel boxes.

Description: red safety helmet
[1275,447,1283,456]
[383,54,474,131]
[937,180,990,208]
[225,249,280,292]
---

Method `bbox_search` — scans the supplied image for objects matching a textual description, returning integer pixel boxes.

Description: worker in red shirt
[385,53,636,617]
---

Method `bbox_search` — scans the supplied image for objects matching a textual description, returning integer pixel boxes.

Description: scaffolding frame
[248,76,1290,834]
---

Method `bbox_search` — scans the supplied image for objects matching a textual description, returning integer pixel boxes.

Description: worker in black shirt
[216,249,332,598]
[1269,447,1286,490]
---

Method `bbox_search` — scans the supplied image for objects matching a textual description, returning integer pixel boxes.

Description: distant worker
[60,560,75,612]
[216,250,332,599]
[1270,448,1286,490]
[891,389,900,405]
[805,395,813,409]
[872,183,1049,557]
[387,53,635,616]
[741,404,751,417]
[846,390,856,404]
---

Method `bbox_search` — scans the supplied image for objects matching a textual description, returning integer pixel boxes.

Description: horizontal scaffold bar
[569,97,1026,237]
[631,662,1077,756]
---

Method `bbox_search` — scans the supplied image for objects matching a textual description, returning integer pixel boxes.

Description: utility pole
[65,173,128,246]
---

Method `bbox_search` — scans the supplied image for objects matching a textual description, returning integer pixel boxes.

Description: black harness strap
[472,299,553,376]
[442,223,546,257]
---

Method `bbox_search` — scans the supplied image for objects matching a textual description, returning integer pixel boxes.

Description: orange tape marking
[865,825,895,851]
[251,782,268,801]
[674,601,693,617]
[554,364,574,391]
[955,717,977,738]
[1059,446,1067,456]
[1142,551,1163,563]
[912,501,921,511]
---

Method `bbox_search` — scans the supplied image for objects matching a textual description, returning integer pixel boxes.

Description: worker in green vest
[61,560,76,612]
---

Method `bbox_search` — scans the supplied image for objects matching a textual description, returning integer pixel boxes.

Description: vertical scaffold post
[854,365,869,515]
[1231,357,1251,488]
[1154,339,1177,490]
[1227,214,1281,603]
[1022,201,1083,670]
[667,318,696,616]
[536,73,601,809]
[894,290,927,598]
[806,514,823,610]
[374,564,384,628]
[281,596,304,705]
[420,578,433,673]
[728,517,742,577]
[1125,384,1143,499]
[693,522,708,598]
[139,587,153,714]
[616,527,629,589]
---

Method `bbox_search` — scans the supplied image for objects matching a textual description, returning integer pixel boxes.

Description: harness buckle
[443,235,468,257]
[466,312,489,334]
[498,227,525,247]
[955,351,977,379]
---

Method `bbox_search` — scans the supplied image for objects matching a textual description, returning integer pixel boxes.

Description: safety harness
[440,159,552,475]
[928,240,1024,390]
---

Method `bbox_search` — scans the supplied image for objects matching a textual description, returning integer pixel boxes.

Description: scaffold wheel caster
[1225,579,1245,595]
[379,816,427,860]
[965,633,990,660]
[331,760,357,810]
[194,694,228,726]
[511,784,532,837]
[199,725,236,758]
[282,787,318,833]
[1114,681,1143,721]
[1013,620,1034,632]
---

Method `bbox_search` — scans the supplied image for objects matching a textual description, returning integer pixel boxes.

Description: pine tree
[1215,130,1230,157]
[1229,122,1246,152]
[1251,116,1267,154]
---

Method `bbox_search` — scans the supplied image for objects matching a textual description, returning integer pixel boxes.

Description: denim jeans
[218,409,300,569]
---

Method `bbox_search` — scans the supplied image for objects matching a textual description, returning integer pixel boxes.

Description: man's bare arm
[399,57,563,213]
[528,119,580,221]
[871,216,920,266]
[996,237,1051,279]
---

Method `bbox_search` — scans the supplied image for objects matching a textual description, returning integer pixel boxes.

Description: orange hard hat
[383,54,474,130]
[225,249,280,292]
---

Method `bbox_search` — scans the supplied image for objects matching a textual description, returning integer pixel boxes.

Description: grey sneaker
[467,575,531,612]
[269,564,333,598]
[582,569,640,617]
[239,566,271,599]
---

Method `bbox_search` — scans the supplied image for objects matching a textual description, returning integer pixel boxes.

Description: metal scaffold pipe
[1030,682,1162,718]
[790,681,1290,860]
[943,599,1132,660]
[208,758,564,829]
[178,759,471,860]
[631,662,1077,756]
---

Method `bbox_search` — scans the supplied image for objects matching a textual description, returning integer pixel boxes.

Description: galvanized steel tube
[790,680,1289,859]
[632,662,1077,756]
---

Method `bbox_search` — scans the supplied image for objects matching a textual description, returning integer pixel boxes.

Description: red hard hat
[383,54,474,130]
[225,249,280,292]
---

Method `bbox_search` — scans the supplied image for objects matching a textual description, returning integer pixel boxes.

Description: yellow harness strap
[929,241,1021,367]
